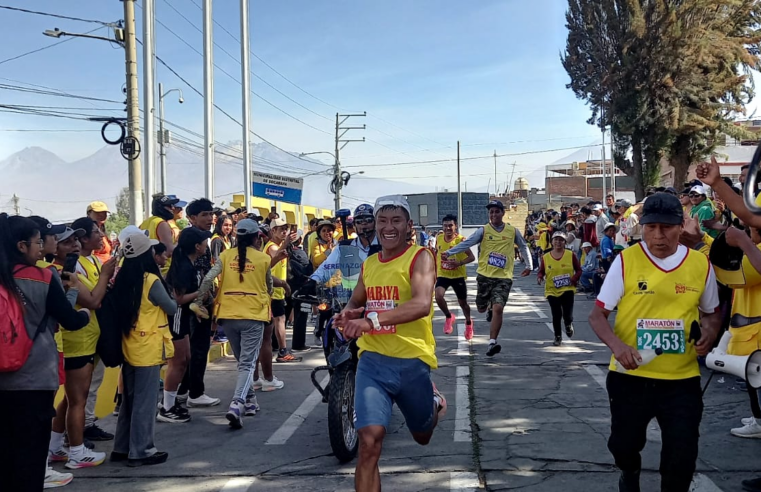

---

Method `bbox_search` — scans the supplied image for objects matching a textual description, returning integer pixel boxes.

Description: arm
[514,229,533,271]
[571,253,582,285]
[310,247,340,284]
[697,156,761,229]
[194,261,224,304]
[210,238,223,262]
[725,227,761,275]
[148,279,178,317]
[267,269,273,295]
[273,276,290,296]
[156,221,176,257]
[537,255,546,282]
[267,244,288,266]
[445,228,484,256]
[461,248,476,265]
[46,275,89,331]
[75,258,116,309]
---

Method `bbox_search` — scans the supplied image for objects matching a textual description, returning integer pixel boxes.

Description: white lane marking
[690,474,724,492]
[512,288,547,318]
[454,323,470,356]
[265,374,330,445]
[454,365,470,442]
[450,471,479,491]
[220,478,255,492]
[583,364,608,389]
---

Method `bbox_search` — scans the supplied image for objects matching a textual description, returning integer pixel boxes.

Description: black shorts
[435,276,468,300]
[171,309,192,341]
[271,299,286,318]
[64,354,95,371]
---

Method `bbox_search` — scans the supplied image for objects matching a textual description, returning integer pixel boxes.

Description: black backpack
[288,248,313,290]
[95,289,124,368]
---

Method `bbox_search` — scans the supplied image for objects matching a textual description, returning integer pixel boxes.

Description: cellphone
[63,254,79,274]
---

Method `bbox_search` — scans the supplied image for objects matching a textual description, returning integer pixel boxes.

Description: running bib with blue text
[488,252,507,269]
[552,274,572,289]
[636,319,685,354]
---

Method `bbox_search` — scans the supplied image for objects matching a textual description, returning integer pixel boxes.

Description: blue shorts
[354,351,434,433]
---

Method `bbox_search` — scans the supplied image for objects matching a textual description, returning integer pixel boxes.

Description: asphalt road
[57,264,759,492]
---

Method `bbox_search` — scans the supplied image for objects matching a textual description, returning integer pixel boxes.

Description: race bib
[442,259,458,271]
[636,319,685,354]
[552,274,572,289]
[487,252,507,269]
[366,300,397,335]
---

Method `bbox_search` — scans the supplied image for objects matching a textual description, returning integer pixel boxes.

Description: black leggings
[547,291,574,337]
[749,385,761,419]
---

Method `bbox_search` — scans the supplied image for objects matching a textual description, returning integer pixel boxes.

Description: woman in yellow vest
[537,232,581,346]
[311,220,335,269]
[110,232,176,467]
[139,195,180,275]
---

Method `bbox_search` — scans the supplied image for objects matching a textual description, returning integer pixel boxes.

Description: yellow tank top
[358,246,437,369]
[610,244,709,380]
[728,242,761,356]
[543,250,576,297]
[215,247,272,322]
[477,223,516,279]
[62,256,102,357]
[122,273,174,367]
[140,215,174,275]
[265,241,287,300]
[436,233,467,279]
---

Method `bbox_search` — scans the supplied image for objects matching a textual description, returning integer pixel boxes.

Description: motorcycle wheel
[328,363,358,463]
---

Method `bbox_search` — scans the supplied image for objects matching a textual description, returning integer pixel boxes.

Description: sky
[0,0,647,199]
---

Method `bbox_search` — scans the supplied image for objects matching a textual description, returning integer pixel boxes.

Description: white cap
[551,231,567,240]
[592,204,604,211]
[690,185,707,195]
[270,217,287,228]
[581,242,593,249]
[604,222,618,232]
[374,195,411,216]
[122,233,159,259]
[118,225,147,245]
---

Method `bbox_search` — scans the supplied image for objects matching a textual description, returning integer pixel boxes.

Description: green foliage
[176,218,189,230]
[105,213,129,236]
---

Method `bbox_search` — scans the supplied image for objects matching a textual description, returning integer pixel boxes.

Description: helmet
[354,204,374,219]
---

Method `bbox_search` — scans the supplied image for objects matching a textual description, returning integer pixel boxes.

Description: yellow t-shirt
[311,240,332,269]
[62,256,102,357]
[477,223,516,279]
[728,242,761,356]
[358,246,437,369]
[436,233,467,279]
[543,250,576,298]
[265,241,287,301]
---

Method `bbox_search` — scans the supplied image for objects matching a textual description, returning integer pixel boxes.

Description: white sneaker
[44,466,73,488]
[731,420,761,438]
[48,447,68,463]
[176,392,189,403]
[65,448,106,469]
[742,416,756,426]
[253,379,263,390]
[187,394,221,407]
[260,376,285,392]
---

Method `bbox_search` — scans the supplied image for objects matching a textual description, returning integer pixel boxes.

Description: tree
[105,187,130,235]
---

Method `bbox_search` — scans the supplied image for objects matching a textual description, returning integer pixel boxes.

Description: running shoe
[226,402,243,429]
[432,381,447,419]
[565,323,574,338]
[44,466,73,489]
[732,420,761,439]
[187,394,221,407]
[65,448,106,469]
[157,404,191,423]
[464,320,474,340]
[253,379,264,390]
[48,447,68,463]
[244,398,260,416]
[486,342,502,357]
[275,351,302,363]
[553,336,562,347]
[443,316,455,335]
[127,451,168,467]
[83,425,113,442]
[260,376,285,392]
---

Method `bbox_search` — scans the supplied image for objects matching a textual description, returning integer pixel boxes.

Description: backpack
[0,268,48,373]
[95,289,124,368]
[288,248,314,290]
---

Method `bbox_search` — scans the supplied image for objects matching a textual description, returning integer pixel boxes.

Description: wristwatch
[367,312,380,330]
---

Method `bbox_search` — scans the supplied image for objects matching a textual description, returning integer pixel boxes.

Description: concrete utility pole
[457,141,462,225]
[334,112,365,210]
[203,0,215,200]
[240,0,252,212]
[158,83,183,194]
[601,106,607,202]
[143,0,156,211]
[124,0,144,225]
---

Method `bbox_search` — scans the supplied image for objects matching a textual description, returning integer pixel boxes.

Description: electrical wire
[0,27,105,66]
[0,5,115,26]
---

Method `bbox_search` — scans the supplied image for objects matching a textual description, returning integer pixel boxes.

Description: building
[405,192,489,227]
[229,194,332,230]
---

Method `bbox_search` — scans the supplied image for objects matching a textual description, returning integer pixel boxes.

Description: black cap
[639,193,684,226]
[29,216,67,237]
[486,200,505,211]
[178,227,212,249]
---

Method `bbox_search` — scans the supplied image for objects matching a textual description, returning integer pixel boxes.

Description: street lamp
[158,83,184,194]
[43,27,123,45]
[299,151,336,160]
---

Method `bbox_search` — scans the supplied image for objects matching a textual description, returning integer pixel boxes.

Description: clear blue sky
[0,0,604,191]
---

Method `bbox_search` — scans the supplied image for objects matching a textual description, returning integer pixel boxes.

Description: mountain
[0,146,66,175]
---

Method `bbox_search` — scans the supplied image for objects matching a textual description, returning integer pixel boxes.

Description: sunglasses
[688,193,701,198]
[355,218,374,225]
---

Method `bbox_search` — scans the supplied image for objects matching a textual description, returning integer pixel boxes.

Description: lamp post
[158,83,184,194]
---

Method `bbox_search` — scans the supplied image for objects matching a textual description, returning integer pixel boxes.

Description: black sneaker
[743,477,761,492]
[157,405,191,423]
[110,451,128,462]
[618,470,641,492]
[553,336,562,347]
[486,342,501,357]
[83,425,113,442]
[127,451,168,467]
[486,309,493,322]
[565,323,574,338]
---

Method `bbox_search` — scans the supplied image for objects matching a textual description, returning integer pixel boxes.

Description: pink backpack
[0,282,29,372]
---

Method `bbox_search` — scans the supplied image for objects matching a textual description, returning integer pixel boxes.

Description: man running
[442,200,532,356]
[337,195,444,492]
[434,214,475,339]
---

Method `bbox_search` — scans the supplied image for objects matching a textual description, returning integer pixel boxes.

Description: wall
[405,192,489,226]
[546,176,587,198]
[406,193,440,226]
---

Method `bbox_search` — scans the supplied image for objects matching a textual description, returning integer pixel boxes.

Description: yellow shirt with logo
[608,244,709,380]
[477,223,516,279]
[436,233,467,279]
[215,247,272,322]
[62,256,102,358]
[543,250,576,298]
[122,273,174,367]
[265,241,287,301]
[358,246,437,369]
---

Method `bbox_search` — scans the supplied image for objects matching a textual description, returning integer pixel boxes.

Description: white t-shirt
[597,243,719,313]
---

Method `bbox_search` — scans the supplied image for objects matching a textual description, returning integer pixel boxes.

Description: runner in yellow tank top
[434,214,475,339]
[139,195,180,275]
[537,232,581,346]
[336,195,445,492]
[588,193,721,491]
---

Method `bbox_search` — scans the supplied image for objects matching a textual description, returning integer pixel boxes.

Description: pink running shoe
[444,316,455,335]
[464,320,474,340]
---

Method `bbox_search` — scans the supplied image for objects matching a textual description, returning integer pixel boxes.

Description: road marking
[690,474,724,492]
[453,323,470,356]
[220,478,255,492]
[512,288,547,318]
[265,374,330,445]
[583,363,608,389]
[454,365,471,442]
[450,471,479,491]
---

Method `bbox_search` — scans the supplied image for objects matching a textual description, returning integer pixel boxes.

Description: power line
[0,27,103,66]
[0,128,100,132]
[0,5,115,26]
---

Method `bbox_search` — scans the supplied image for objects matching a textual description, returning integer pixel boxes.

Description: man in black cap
[442,200,533,357]
[589,193,721,492]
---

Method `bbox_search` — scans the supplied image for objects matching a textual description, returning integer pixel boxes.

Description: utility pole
[240,0,252,212]
[334,112,365,211]
[601,106,607,203]
[12,194,20,216]
[457,141,462,226]
[493,150,498,196]
[203,0,215,200]
[124,0,144,225]
[610,129,616,196]
[143,0,156,211]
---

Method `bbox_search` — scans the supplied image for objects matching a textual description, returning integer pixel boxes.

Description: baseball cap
[374,195,411,216]
[155,194,180,208]
[689,185,707,196]
[270,217,288,228]
[616,199,632,208]
[87,201,110,214]
[56,227,86,242]
[592,204,604,211]
[639,193,684,226]
[166,195,187,208]
[604,222,618,232]
[614,244,626,251]
[581,242,593,249]
[177,227,212,249]
[664,187,678,195]
[551,231,566,240]
[118,225,147,246]
[486,200,505,210]
[354,203,374,218]
[29,216,67,237]
[122,233,159,259]
[236,219,262,236]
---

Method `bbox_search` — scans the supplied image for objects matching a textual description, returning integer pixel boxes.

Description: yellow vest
[543,250,576,297]
[358,246,437,369]
[537,230,550,251]
[436,233,467,279]
[609,244,709,380]
[122,273,174,367]
[265,241,287,300]
[62,256,102,357]
[37,261,65,353]
[215,247,272,322]
[141,216,173,275]
[728,242,761,356]
[477,223,516,279]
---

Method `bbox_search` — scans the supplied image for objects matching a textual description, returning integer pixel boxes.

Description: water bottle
[614,348,664,373]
